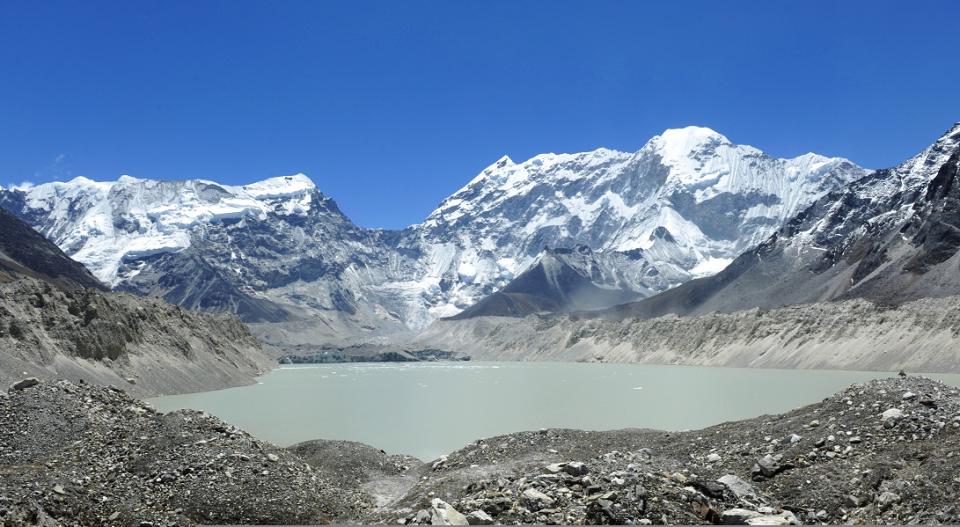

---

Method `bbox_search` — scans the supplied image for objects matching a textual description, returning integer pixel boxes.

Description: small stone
[108,511,121,521]
[466,510,494,525]
[745,511,799,525]
[706,453,722,463]
[562,461,588,476]
[266,453,279,462]
[881,408,903,428]
[752,454,781,478]
[721,508,763,524]
[717,474,757,499]
[849,436,862,444]
[845,494,868,507]
[125,377,136,385]
[902,391,916,400]
[544,463,564,474]
[52,484,66,495]
[522,488,555,511]
[9,377,40,391]
[876,491,901,512]
[430,498,468,525]
[787,434,802,444]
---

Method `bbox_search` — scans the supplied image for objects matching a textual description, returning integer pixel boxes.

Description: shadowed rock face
[0,208,271,397]
[0,208,104,291]
[0,277,273,396]
[602,123,960,321]
[450,247,650,319]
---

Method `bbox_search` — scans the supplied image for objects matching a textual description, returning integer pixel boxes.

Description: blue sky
[1,1,959,228]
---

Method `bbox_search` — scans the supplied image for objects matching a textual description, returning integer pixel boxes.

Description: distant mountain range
[600,122,960,320]
[0,126,867,346]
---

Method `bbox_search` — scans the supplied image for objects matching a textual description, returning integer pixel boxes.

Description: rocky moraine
[2,375,960,525]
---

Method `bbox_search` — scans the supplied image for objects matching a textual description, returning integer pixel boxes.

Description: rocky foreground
[0,379,368,526]
[2,376,960,525]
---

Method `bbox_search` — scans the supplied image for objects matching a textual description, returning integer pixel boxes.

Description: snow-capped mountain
[398,126,866,320]
[605,122,960,320]
[0,126,867,344]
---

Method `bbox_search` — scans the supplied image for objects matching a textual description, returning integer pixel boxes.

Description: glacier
[0,126,868,345]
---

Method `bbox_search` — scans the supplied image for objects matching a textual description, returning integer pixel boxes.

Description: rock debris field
[2,376,960,525]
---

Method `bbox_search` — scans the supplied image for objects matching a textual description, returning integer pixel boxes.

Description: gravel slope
[0,379,370,525]
[0,278,273,397]
[417,296,960,372]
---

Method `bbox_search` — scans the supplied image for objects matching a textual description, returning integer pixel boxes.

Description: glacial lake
[148,362,960,461]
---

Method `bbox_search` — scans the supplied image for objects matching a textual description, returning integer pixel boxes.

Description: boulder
[9,377,40,391]
[706,453,722,463]
[430,498,468,525]
[544,463,564,474]
[721,508,762,525]
[752,454,781,478]
[562,461,588,476]
[876,491,901,512]
[465,510,494,525]
[717,474,757,500]
[745,511,799,525]
[881,408,903,428]
[521,488,555,511]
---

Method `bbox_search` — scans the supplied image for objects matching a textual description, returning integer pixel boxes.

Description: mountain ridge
[0,127,868,343]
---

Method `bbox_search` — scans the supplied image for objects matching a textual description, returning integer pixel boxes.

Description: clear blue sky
[1,1,958,228]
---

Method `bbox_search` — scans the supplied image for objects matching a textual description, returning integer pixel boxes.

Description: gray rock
[881,408,903,428]
[562,461,588,476]
[521,488,555,511]
[10,377,40,391]
[903,391,917,400]
[430,498,468,525]
[787,433,802,444]
[544,463,564,474]
[876,491,901,512]
[466,510,494,525]
[721,508,762,524]
[266,453,279,462]
[706,452,722,463]
[414,509,431,524]
[752,454,781,478]
[845,494,869,507]
[745,511,799,525]
[717,474,757,500]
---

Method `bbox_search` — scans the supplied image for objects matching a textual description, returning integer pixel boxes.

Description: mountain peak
[655,126,730,150]
[241,173,316,199]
